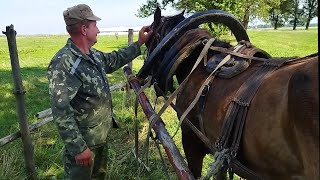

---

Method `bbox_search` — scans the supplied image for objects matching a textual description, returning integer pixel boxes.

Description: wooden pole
[127,29,135,144]
[0,116,53,147]
[35,108,52,119]
[123,66,195,180]
[2,25,36,180]
[127,28,133,70]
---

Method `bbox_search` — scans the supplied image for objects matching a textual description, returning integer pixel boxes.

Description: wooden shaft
[123,66,195,180]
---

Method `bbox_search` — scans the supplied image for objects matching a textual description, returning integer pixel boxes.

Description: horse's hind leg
[182,128,208,178]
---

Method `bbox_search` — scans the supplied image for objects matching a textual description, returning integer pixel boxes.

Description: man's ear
[80,25,86,36]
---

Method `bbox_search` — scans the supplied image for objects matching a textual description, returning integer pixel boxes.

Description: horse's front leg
[181,123,208,179]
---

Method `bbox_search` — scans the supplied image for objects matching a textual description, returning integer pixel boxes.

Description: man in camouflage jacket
[47,4,152,179]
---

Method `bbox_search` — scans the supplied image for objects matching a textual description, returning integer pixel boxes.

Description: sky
[0,0,317,35]
[0,0,178,35]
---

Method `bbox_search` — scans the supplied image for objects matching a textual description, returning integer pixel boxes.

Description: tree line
[136,0,318,30]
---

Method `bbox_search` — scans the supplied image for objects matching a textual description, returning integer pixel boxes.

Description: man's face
[85,21,100,46]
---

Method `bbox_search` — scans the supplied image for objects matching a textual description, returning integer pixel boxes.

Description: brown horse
[138,8,319,180]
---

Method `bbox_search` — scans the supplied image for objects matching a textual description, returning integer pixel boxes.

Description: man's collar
[66,38,102,66]
[66,38,92,61]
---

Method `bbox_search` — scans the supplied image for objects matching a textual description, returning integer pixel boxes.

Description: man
[47,4,152,180]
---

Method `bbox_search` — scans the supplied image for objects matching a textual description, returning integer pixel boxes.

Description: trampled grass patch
[0,27,318,179]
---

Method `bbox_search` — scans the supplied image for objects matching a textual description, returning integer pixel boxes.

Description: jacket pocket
[81,120,111,147]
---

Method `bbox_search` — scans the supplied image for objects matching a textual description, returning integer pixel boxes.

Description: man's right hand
[75,147,93,167]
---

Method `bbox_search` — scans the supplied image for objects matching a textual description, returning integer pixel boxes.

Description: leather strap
[230,159,263,180]
[176,43,244,137]
[154,83,215,153]
[155,38,217,123]
[214,57,289,180]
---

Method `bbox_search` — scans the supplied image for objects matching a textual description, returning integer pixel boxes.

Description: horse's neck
[167,28,213,84]
[175,52,206,84]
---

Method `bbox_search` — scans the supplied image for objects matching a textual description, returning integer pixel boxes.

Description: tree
[269,8,284,29]
[137,0,281,30]
[303,0,318,30]
[268,0,292,29]
[289,0,305,30]
[173,0,242,33]
[137,0,242,36]
[234,0,281,30]
[136,0,175,18]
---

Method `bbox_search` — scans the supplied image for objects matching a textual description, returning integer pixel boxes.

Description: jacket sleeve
[99,42,141,73]
[48,56,87,156]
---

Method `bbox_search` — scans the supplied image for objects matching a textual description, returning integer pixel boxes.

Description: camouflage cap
[63,4,101,26]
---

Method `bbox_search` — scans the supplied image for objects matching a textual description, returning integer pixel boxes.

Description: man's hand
[75,147,93,167]
[137,26,153,47]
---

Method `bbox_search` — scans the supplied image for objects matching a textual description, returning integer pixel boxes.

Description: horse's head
[145,7,185,56]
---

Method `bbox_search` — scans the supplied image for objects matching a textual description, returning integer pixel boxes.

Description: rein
[147,37,217,124]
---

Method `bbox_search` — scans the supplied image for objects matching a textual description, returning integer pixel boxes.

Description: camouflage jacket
[47,38,140,156]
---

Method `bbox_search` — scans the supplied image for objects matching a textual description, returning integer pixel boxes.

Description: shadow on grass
[0,66,65,180]
[0,67,50,137]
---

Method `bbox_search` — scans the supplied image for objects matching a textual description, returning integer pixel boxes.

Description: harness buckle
[231,150,237,158]
[202,39,209,46]
[201,85,210,96]
[215,141,223,151]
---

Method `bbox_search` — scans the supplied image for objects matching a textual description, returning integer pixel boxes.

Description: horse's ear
[179,10,185,16]
[154,6,161,23]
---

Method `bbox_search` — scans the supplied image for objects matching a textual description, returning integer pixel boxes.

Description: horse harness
[136,26,318,179]
[196,41,317,179]
[146,29,319,179]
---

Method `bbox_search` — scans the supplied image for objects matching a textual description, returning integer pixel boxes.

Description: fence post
[125,29,134,107]
[2,25,37,180]
[127,28,133,69]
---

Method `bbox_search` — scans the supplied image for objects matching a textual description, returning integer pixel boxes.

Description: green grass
[247,27,318,57]
[0,27,318,180]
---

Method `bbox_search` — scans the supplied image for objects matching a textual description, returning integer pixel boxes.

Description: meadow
[0,27,318,180]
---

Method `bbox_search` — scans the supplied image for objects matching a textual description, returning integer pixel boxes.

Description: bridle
[145,17,173,61]
[145,24,161,60]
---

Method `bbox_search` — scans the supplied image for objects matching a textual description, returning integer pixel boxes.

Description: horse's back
[243,57,319,179]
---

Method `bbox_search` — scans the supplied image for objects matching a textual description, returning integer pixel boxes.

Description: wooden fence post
[2,25,36,180]
[127,28,133,69]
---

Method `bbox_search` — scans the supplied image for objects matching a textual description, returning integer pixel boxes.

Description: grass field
[0,27,318,180]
